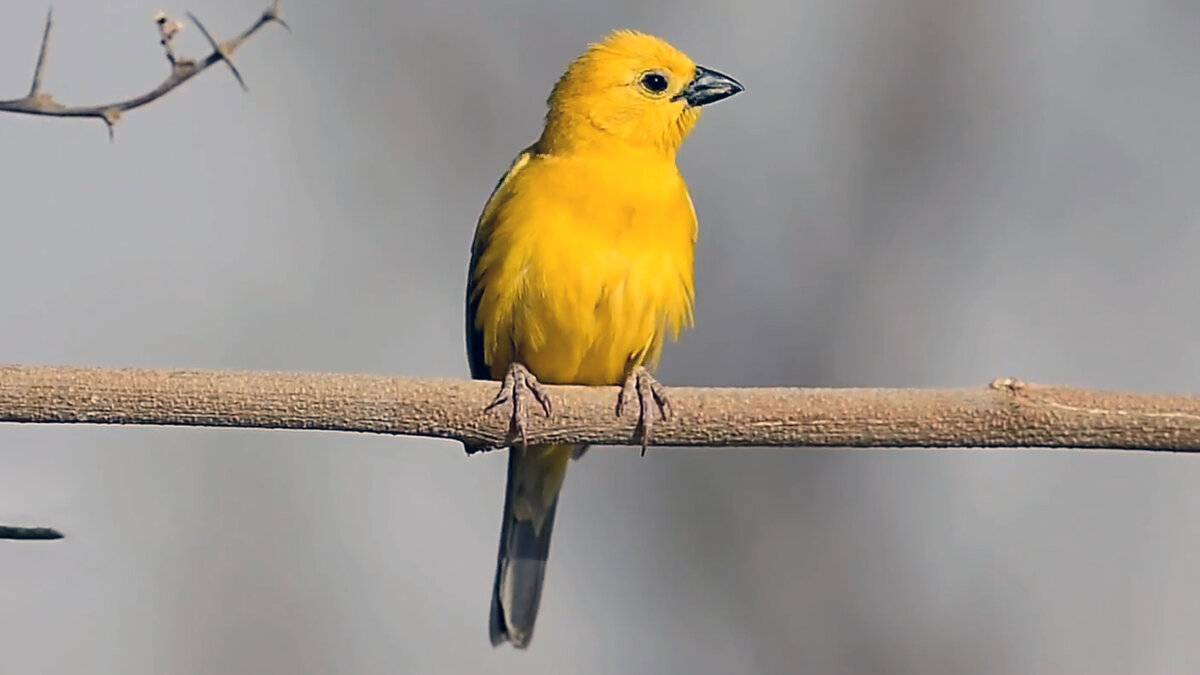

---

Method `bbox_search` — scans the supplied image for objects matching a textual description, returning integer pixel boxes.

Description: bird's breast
[510,160,696,386]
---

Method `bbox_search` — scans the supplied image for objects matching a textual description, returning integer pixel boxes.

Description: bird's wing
[466,149,534,381]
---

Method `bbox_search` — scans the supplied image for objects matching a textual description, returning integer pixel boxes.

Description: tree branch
[0,2,288,139]
[0,525,63,541]
[1,365,1199,452]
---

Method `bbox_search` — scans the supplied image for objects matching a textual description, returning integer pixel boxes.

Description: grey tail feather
[490,447,563,648]
[489,444,589,648]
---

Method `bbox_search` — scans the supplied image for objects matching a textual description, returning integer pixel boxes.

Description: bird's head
[540,30,743,154]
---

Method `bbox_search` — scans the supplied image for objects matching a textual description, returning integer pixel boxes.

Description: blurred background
[2,0,1199,673]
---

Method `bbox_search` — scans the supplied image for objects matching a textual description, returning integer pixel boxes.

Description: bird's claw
[485,362,552,447]
[616,366,671,454]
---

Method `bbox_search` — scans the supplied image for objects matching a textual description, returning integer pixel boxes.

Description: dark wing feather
[466,149,534,381]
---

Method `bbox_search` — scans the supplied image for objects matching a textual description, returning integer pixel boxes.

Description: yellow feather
[472,147,696,384]
[471,32,702,386]
[470,30,739,648]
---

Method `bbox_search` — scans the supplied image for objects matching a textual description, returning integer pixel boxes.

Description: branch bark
[0,2,287,138]
[2,365,1200,452]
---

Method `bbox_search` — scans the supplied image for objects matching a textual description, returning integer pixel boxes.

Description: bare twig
[29,8,53,97]
[1,366,1200,453]
[0,2,288,139]
[0,525,63,541]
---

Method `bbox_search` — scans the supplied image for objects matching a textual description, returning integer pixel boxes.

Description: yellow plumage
[472,148,697,385]
[466,29,742,648]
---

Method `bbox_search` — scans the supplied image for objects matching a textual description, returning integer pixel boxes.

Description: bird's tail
[490,443,583,648]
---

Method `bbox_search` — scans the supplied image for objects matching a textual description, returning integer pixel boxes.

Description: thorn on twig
[0,525,64,540]
[264,0,291,32]
[102,108,121,141]
[187,11,248,92]
[29,7,53,96]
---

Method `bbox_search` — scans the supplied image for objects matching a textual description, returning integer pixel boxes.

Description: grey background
[2,1,1198,673]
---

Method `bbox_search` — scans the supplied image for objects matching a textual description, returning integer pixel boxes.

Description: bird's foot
[485,362,552,447]
[616,366,672,455]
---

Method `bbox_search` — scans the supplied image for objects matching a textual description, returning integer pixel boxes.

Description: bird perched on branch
[465,30,742,648]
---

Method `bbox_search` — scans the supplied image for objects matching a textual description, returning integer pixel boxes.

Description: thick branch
[1,366,1199,452]
[0,2,287,138]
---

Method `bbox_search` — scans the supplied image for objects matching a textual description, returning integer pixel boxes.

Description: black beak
[675,65,744,107]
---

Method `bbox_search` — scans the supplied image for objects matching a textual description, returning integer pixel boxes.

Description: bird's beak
[675,65,744,107]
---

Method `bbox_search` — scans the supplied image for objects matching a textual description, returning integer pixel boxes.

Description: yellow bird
[465,30,742,648]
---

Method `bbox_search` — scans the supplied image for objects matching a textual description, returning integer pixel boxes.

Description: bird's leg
[485,362,553,447]
[615,366,672,455]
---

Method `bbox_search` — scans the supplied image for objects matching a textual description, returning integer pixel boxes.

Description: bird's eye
[640,71,670,94]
